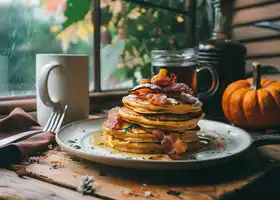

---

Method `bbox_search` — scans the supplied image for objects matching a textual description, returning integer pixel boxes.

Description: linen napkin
[0,108,105,167]
[0,108,55,167]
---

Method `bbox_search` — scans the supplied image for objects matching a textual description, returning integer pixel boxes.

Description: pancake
[122,95,202,114]
[101,68,206,160]
[106,136,164,154]
[105,136,200,154]
[118,107,204,131]
[103,124,200,143]
[103,125,157,143]
[143,111,203,121]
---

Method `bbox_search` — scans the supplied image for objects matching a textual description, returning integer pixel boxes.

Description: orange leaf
[43,0,66,13]
[55,20,93,52]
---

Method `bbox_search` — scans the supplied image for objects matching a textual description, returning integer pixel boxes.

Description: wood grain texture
[0,169,99,200]
[235,0,277,9]
[233,24,280,41]
[244,39,280,57]
[233,3,280,25]
[246,58,280,72]
[245,59,280,82]
[14,147,272,200]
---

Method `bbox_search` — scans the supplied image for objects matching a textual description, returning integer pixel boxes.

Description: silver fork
[43,105,68,133]
[0,105,68,147]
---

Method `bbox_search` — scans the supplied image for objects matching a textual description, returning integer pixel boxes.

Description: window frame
[0,0,196,115]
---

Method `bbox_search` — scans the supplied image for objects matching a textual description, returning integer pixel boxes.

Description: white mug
[36,54,89,126]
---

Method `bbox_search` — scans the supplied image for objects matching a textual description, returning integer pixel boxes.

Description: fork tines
[43,105,68,133]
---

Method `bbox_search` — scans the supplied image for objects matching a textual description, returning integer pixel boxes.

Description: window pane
[0,0,93,97]
[99,0,193,90]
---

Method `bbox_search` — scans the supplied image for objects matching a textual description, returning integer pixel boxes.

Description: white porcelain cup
[36,54,89,127]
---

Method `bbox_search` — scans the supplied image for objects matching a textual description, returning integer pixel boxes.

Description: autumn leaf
[41,0,66,13]
[24,0,65,13]
[100,0,123,20]
[52,14,93,52]
[51,25,61,32]
[39,0,47,6]
[112,0,122,15]
[101,0,112,8]
[127,8,142,19]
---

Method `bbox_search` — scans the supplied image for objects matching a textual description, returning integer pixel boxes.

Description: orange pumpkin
[222,62,280,128]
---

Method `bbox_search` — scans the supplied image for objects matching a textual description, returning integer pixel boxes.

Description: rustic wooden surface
[2,144,280,200]
[0,169,99,200]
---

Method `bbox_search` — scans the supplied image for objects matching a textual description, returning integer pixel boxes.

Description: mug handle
[38,62,62,107]
[196,63,219,99]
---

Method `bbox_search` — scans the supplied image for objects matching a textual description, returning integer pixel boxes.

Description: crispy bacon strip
[180,93,202,106]
[107,107,125,130]
[151,129,165,140]
[162,134,187,160]
[129,84,163,95]
[150,129,187,160]
[139,78,150,84]
[138,93,168,105]
[164,83,193,94]
[151,69,177,86]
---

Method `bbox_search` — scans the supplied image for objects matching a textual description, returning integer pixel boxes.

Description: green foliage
[140,63,152,79]
[113,67,135,81]
[101,6,113,26]
[124,36,141,54]
[56,0,201,85]
[61,0,91,32]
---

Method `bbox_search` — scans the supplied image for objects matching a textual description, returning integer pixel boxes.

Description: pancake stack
[103,69,204,159]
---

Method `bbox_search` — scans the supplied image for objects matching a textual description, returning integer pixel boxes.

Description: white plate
[56,118,253,170]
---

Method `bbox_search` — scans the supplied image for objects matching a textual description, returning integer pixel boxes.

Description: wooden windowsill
[0,90,127,115]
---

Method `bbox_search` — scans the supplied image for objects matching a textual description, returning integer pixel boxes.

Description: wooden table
[1,143,280,200]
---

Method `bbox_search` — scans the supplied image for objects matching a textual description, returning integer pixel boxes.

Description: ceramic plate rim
[55,118,253,164]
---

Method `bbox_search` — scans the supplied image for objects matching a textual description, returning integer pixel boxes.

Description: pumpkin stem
[252,62,261,90]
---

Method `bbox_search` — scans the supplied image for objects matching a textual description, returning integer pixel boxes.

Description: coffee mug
[36,54,89,126]
[151,50,219,99]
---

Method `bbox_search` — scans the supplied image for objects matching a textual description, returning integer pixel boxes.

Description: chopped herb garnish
[167,190,181,196]
[124,124,137,132]
[189,156,198,160]
[68,140,76,143]
[73,145,81,149]
[98,143,104,146]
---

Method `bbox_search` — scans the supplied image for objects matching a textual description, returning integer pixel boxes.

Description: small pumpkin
[222,62,280,128]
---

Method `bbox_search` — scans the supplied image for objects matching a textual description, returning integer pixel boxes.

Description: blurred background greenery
[0,0,213,96]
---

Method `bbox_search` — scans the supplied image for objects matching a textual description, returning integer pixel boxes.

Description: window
[0,0,93,97]
[0,0,202,97]
[0,0,215,114]
[98,0,196,90]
